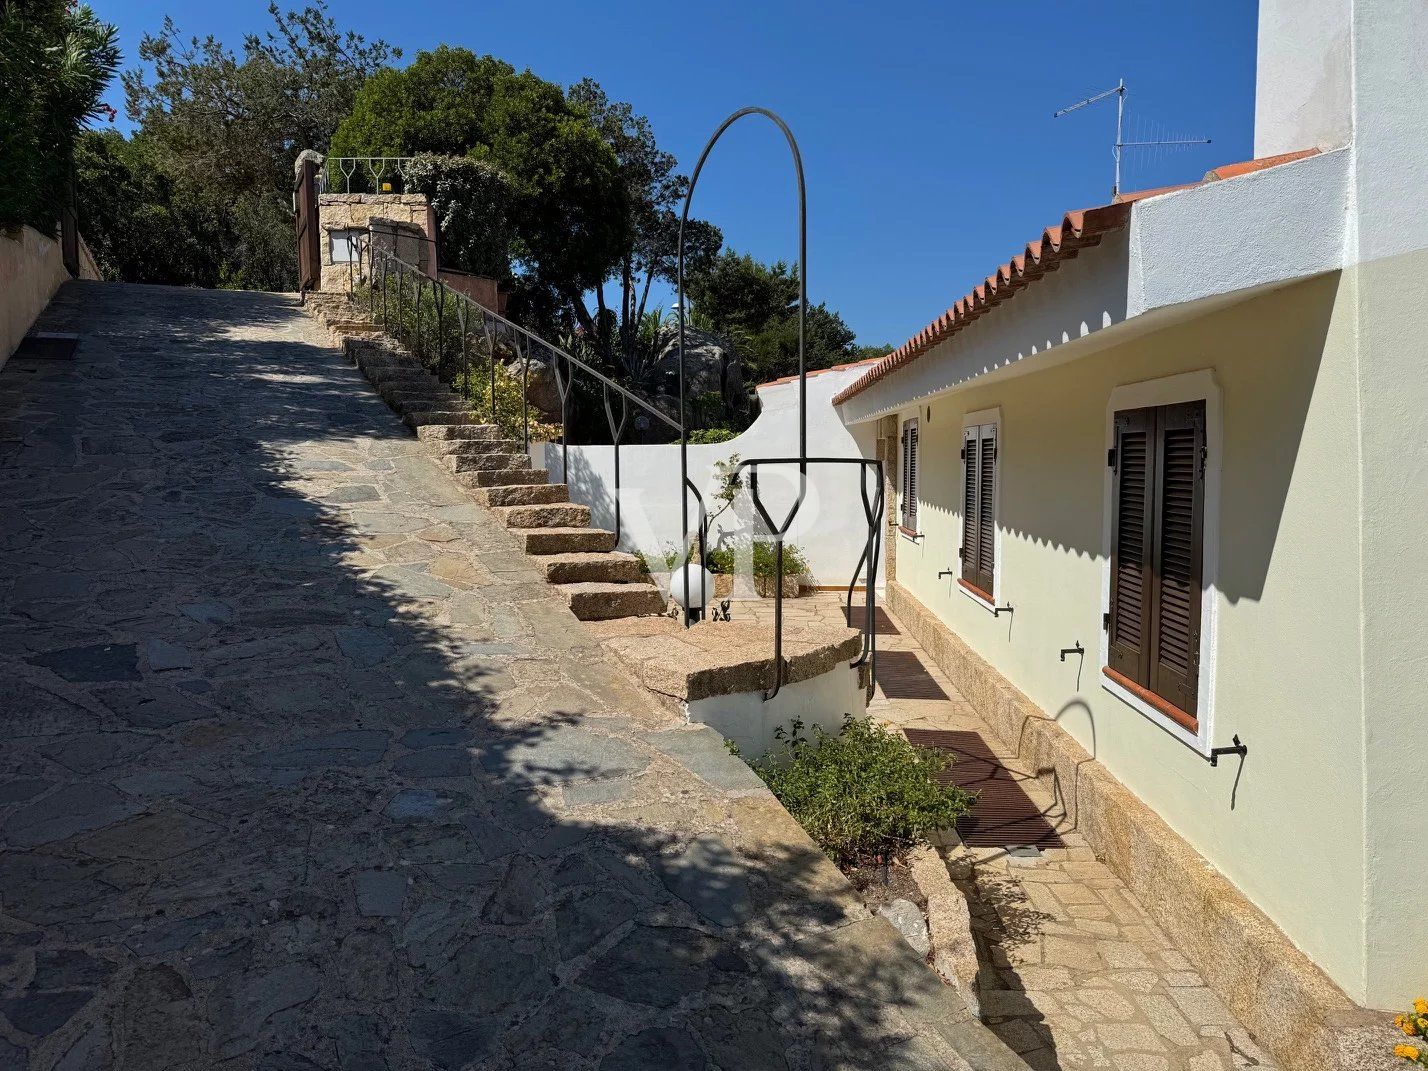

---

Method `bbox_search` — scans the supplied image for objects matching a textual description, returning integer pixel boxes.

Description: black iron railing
[332,108,883,700]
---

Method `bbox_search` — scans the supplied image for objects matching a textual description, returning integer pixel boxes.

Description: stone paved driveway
[0,283,1019,1071]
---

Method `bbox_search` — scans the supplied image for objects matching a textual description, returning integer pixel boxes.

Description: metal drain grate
[874,650,947,699]
[904,728,1065,849]
[843,604,900,634]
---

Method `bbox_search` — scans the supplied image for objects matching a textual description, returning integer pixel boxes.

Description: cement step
[540,551,645,585]
[559,581,666,621]
[445,453,531,474]
[471,483,569,507]
[417,424,503,443]
[456,467,550,489]
[491,503,591,529]
[513,527,617,555]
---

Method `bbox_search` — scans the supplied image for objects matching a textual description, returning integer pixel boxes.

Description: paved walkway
[845,597,1279,1071]
[0,283,1016,1071]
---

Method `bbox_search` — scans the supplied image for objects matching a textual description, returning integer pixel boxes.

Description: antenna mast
[1054,79,1209,198]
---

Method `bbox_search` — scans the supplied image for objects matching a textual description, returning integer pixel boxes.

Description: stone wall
[885,579,1394,1071]
[0,225,99,367]
[317,194,433,293]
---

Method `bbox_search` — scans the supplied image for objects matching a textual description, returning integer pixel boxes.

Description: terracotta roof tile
[832,149,1322,407]
[757,355,883,389]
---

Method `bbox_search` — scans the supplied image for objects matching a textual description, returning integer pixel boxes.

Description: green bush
[687,428,738,445]
[752,539,808,581]
[705,546,736,574]
[750,716,973,867]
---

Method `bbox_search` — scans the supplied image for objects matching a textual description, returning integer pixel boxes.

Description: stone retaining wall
[0,225,97,366]
[886,579,1393,1071]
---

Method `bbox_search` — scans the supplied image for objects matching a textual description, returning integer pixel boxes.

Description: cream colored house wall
[891,274,1377,1002]
[1,226,72,367]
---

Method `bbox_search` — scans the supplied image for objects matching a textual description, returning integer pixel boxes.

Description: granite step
[560,581,666,621]
[416,423,503,443]
[405,410,479,429]
[491,503,591,529]
[445,453,531,474]
[432,438,521,457]
[540,551,645,585]
[456,467,550,489]
[470,483,569,506]
[513,527,617,555]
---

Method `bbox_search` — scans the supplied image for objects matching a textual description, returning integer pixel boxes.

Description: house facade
[834,0,1426,1013]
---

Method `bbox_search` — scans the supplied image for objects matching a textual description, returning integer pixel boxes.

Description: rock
[650,325,747,424]
[39,731,157,775]
[907,844,980,1017]
[879,898,932,957]
[209,964,320,1058]
[3,782,143,848]
[479,725,648,785]
[144,638,193,671]
[657,835,752,927]
[579,926,719,1007]
[399,727,473,749]
[0,989,95,1036]
[180,601,235,625]
[354,870,407,918]
[392,748,470,778]
[600,1025,708,1070]
[246,729,389,770]
[25,643,140,682]
[409,1009,499,1070]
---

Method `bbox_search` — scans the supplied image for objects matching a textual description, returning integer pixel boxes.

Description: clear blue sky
[94,0,1258,347]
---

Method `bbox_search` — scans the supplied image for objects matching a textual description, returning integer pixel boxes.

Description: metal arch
[676,108,809,665]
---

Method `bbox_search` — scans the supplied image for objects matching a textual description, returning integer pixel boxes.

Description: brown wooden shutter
[904,420,919,531]
[976,428,996,595]
[1108,407,1156,684]
[1148,401,1205,717]
[961,426,979,584]
[900,424,910,521]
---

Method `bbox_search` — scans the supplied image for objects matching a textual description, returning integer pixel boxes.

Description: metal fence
[336,108,883,700]
[320,157,418,195]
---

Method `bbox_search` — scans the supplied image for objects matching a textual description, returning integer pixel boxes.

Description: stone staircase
[302,292,666,623]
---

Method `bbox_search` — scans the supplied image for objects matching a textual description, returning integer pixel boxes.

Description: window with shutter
[1106,401,1205,729]
[901,418,919,532]
[960,420,998,601]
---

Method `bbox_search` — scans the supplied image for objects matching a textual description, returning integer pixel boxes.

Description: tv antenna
[1054,79,1210,198]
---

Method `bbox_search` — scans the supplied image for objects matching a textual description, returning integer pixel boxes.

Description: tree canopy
[330,48,630,326]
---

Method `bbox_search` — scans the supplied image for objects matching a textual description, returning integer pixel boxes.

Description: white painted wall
[1254,0,1353,157]
[686,661,867,760]
[536,363,883,591]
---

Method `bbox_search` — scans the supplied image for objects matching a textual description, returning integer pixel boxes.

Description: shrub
[405,153,515,277]
[634,543,684,574]
[687,427,737,444]
[705,546,736,575]
[750,716,973,867]
[752,539,808,581]
[1394,1000,1428,1067]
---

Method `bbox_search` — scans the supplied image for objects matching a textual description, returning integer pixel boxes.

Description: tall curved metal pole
[677,108,808,637]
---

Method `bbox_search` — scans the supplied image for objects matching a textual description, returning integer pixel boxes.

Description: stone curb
[907,844,983,1019]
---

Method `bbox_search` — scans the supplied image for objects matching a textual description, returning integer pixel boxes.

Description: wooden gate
[293,158,321,298]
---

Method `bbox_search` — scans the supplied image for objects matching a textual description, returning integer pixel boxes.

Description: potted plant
[753,539,808,599]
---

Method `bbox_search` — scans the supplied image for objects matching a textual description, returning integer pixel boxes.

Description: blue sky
[95,0,1258,347]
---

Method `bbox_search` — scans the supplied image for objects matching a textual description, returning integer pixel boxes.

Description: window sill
[898,525,923,541]
[957,578,998,613]
[1101,666,1201,736]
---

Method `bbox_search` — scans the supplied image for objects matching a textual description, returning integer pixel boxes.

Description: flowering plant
[1393,999,1428,1067]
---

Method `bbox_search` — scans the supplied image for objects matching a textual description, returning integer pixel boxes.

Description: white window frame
[328,228,363,264]
[899,416,921,537]
[1099,370,1221,756]
[959,407,1002,612]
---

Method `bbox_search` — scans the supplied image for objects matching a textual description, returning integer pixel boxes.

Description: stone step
[559,581,666,621]
[456,468,550,489]
[405,410,479,429]
[540,551,645,585]
[470,483,569,507]
[366,364,436,385]
[432,438,520,457]
[491,503,591,529]
[391,396,465,415]
[417,423,503,443]
[445,453,531,474]
[513,527,617,555]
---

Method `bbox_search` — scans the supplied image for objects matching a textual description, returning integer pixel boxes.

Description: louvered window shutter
[900,424,910,520]
[1148,401,1205,717]
[906,423,919,531]
[961,426,980,585]
[976,428,996,596]
[1108,408,1156,684]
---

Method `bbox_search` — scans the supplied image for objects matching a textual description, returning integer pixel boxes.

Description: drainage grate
[843,604,900,634]
[14,333,79,360]
[904,728,1065,849]
[874,650,947,699]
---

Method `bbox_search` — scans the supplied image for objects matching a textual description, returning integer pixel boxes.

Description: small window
[960,421,998,600]
[1106,401,1206,729]
[900,417,920,532]
[328,228,362,264]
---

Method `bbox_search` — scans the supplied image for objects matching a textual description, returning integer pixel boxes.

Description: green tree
[685,249,862,383]
[330,48,629,329]
[404,153,516,278]
[116,1,396,288]
[1,0,120,231]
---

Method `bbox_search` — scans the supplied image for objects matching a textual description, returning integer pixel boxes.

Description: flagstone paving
[0,283,1028,1070]
[851,597,1280,1071]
